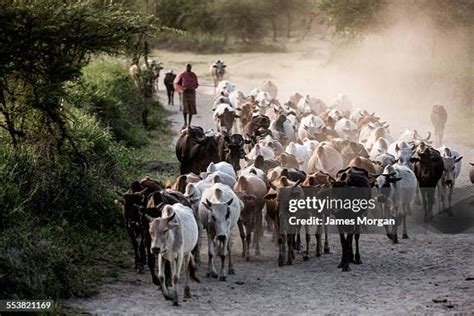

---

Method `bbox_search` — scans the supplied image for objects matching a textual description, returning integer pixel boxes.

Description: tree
[0,1,162,154]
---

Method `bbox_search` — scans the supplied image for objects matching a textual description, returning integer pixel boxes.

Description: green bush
[0,108,132,229]
[66,59,150,148]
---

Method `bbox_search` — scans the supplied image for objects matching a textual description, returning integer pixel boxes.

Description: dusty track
[68,79,474,314]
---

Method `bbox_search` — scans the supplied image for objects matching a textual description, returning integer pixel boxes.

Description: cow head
[222,134,245,171]
[148,206,178,255]
[440,148,463,187]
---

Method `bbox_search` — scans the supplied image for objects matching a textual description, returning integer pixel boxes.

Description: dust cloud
[232,3,473,139]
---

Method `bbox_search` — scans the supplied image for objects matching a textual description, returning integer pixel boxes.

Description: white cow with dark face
[199,183,242,281]
[437,146,463,214]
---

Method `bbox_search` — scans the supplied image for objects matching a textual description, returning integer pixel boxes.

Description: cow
[437,146,463,214]
[213,103,240,132]
[215,135,246,171]
[369,137,390,160]
[235,101,256,134]
[335,118,358,141]
[411,144,444,222]
[340,141,370,166]
[264,177,304,266]
[233,174,267,260]
[285,142,312,172]
[276,152,302,170]
[261,80,278,100]
[365,126,392,152]
[163,70,176,105]
[211,60,226,87]
[148,204,199,306]
[375,164,418,243]
[244,114,271,137]
[115,189,147,274]
[270,114,297,145]
[176,126,219,174]
[298,114,326,142]
[296,95,327,116]
[331,167,372,271]
[247,143,275,161]
[431,105,448,147]
[307,143,344,178]
[216,80,236,96]
[199,183,242,281]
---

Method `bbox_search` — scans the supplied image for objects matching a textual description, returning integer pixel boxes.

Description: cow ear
[455,156,463,163]
[264,192,277,200]
[226,198,233,206]
[393,177,403,182]
[234,113,240,118]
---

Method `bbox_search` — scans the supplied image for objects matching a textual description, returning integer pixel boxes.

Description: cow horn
[144,214,155,222]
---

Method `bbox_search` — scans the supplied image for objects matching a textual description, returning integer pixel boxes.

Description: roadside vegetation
[0,1,176,305]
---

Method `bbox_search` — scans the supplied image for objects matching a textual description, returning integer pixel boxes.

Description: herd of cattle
[115,79,472,306]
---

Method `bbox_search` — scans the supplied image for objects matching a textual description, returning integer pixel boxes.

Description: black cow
[176,126,219,174]
[411,144,444,222]
[332,167,372,272]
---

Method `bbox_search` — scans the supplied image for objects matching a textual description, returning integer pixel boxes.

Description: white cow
[285,142,312,172]
[212,103,239,132]
[296,95,327,116]
[298,114,326,142]
[334,118,358,142]
[330,93,353,114]
[200,183,242,281]
[216,80,236,96]
[437,146,463,214]
[148,204,199,306]
[369,137,390,160]
[206,162,237,179]
[307,143,344,177]
[247,143,275,161]
[375,164,417,243]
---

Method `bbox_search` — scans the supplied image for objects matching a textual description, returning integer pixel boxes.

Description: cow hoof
[324,248,331,254]
[387,234,393,240]
[172,301,179,306]
[152,277,161,286]
[286,260,292,266]
[354,256,362,265]
[206,271,219,279]
[219,276,226,281]
[245,256,250,262]
[316,251,321,257]
[342,266,351,272]
[278,255,284,267]
[392,235,399,244]
[337,263,342,269]
[303,255,309,261]
[163,294,173,301]
[184,287,191,298]
[228,268,235,275]
[402,234,409,239]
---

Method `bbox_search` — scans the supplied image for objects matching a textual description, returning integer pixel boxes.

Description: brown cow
[233,175,267,261]
[431,105,448,147]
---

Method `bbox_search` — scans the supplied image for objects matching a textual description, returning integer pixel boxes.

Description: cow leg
[315,224,322,257]
[402,212,409,239]
[145,233,160,286]
[183,254,192,298]
[295,227,301,251]
[238,220,246,258]
[303,225,310,261]
[254,210,260,256]
[126,226,141,272]
[193,221,202,265]
[138,234,146,273]
[338,232,350,271]
[219,254,226,281]
[228,238,235,275]
[287,233,294,265]
[323,218,331,254]
[247,221,253,261]
[347,234,354,263]
[278,232,285,267]
[391,215,399,244]
[158,255,172,301]
[172,254,183,306]
[447,185,454,216]
[354,230,362,265]
[206,231,218,278]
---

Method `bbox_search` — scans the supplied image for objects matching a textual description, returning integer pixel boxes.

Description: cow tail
[189,254,201,283]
